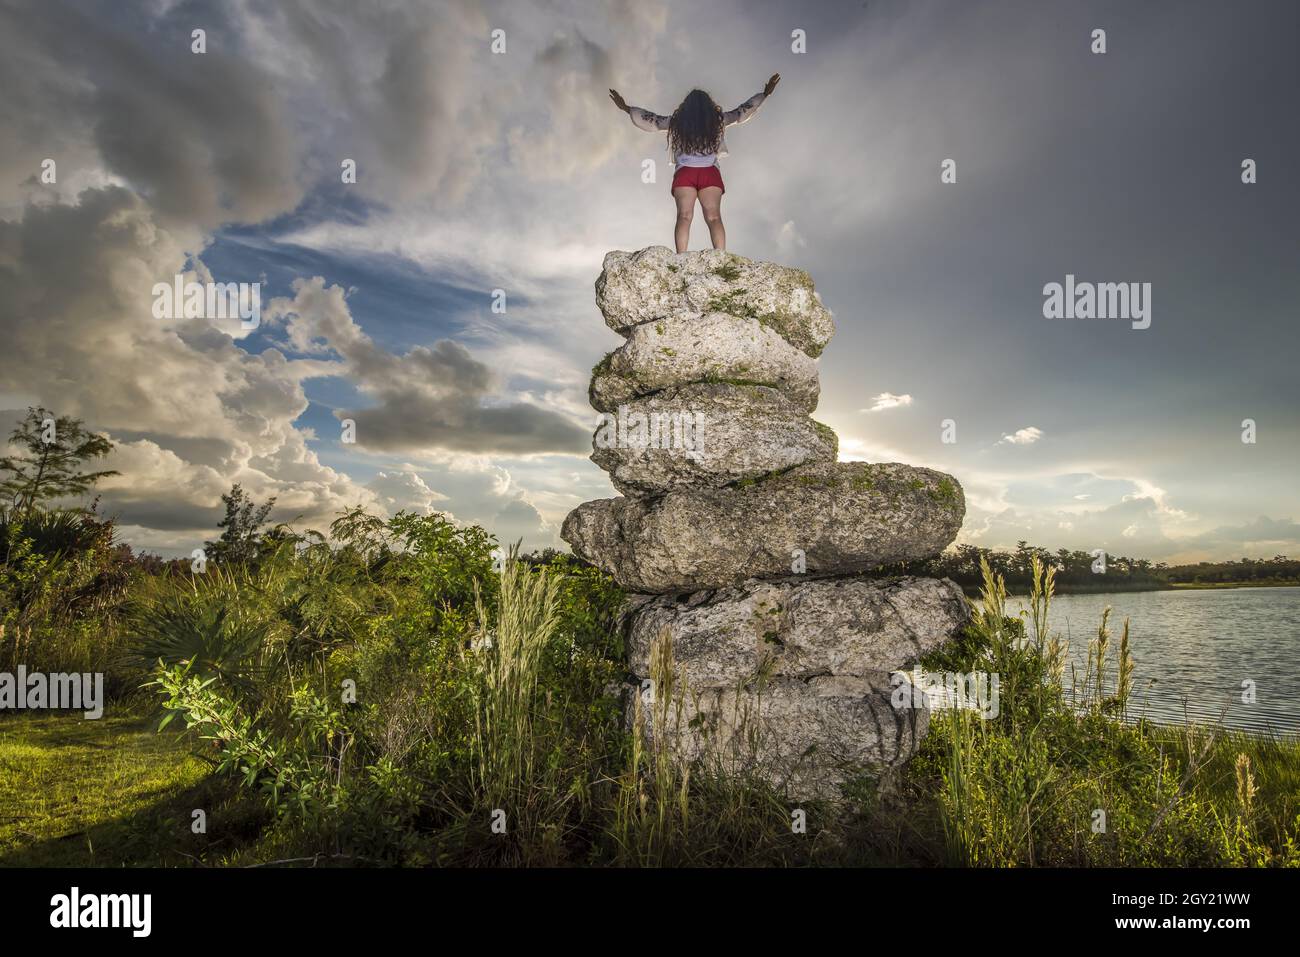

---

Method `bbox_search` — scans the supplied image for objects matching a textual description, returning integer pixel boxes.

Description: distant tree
[0,407,119,513]
[205,484,277,565]
[1013,540,1034,578]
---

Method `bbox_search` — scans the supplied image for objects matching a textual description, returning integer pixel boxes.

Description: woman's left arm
[723,73,780,126]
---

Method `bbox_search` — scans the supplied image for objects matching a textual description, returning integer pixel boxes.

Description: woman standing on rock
[609,75,779,253]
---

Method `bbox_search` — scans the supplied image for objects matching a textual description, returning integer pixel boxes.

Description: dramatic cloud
[0,0,1294,561]
[491,497,553,550]
[366,470,450,515]
[0,2,303,225]
[1190,516,1300,552]
[267,278,590,455]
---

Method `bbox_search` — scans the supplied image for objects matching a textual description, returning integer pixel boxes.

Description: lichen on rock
[596,246,835,357]
[588,312,821,413]
[562,461,965,594]
[589,383,836,497]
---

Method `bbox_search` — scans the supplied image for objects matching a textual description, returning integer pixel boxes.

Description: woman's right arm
[610,89,669,131]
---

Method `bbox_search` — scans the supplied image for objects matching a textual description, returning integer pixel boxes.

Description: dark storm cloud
[1192,517,1300,550]
[0,0,302,225]
[797,0,1300,434]
[341,341,592,455]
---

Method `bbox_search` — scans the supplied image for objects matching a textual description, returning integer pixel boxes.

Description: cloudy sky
[1,0,1296,561]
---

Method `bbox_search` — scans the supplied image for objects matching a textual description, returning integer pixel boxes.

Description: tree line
[876,542,1300,592]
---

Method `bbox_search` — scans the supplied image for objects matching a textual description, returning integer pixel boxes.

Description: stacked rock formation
[563,246,971,798]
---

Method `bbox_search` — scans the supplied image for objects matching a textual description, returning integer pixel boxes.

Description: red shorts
[671,164,725,194]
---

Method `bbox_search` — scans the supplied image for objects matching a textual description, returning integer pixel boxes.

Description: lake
[1007,586,1300,737]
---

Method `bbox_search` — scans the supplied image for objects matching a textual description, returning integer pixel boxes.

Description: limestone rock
[567,246,969,798]
[589,312,820,414]
[632,672,927,800]
[627,576,969,686]
[590,384,837,497]
[562,461,965,593]
[595,246,835,357]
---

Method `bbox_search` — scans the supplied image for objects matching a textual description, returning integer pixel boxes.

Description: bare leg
[672,187,697,253]
[698,186,725,250]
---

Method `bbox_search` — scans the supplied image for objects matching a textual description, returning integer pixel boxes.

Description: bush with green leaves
[133,509,633,864]
[1,506,140,692]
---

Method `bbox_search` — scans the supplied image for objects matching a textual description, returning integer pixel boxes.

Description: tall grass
[920,556,1300,866]
[1,506,138,692]
[468,549,569,861]
[612,629,691,866]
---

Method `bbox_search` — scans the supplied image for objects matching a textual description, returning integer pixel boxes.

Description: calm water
[1007,586,1300,737]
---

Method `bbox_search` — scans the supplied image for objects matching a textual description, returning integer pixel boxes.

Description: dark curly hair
[668,89,723,156]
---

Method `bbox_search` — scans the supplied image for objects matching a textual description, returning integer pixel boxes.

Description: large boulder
[589,312,820,413]
[631,672,927,800]
[596,246,835,357]
[626,576,970,686]
[590,383,837,497]
[562,461,965,593]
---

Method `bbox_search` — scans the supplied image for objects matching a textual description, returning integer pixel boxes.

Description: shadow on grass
[0,711,274,867]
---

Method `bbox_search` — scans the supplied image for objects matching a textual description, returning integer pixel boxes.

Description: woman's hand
[763,73,781,96]
[608,89,629,112]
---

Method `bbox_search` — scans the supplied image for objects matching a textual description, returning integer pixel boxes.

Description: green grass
[0,709,272,866]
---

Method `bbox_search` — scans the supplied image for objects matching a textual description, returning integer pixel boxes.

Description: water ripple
[1010,586,1300,737]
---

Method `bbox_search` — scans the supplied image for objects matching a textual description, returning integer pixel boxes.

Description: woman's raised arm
[723,73,779,127]
[610,89,670,131]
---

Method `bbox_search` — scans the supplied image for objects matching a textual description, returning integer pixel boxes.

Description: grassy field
[0,710,276,867]
[4,701,1297,868]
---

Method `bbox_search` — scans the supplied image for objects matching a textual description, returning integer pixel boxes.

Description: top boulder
[595,247,835,358]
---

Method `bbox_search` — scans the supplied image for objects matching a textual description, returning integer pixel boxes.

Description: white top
[627,91,768,167]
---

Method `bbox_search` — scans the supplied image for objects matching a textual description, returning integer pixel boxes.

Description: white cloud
[835,434,917,466]
[366,470,450,516]
[775,220,807,253]
[860,392,914,413]
[489,498,554,553]
[1123,478,1192,522]
[998,427,1043,446]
